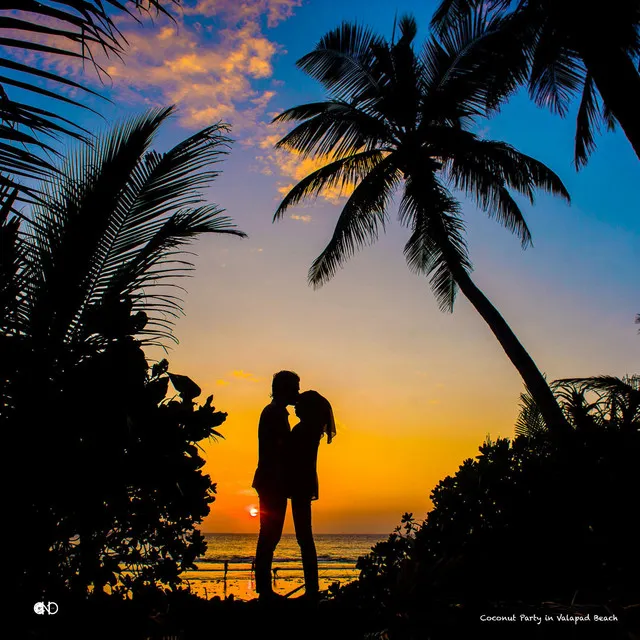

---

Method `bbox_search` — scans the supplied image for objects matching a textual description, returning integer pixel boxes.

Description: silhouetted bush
[11,299,227,601]
[344,429,640,613]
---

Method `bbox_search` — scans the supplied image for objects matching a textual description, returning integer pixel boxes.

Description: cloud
[5,1,299,137]
[231,369,262,382]
[216,379,230,386]
[237,488,258,496]
[2,0,354,207]
[258,146,357,206]
[181,0,303,28]
[290,214,312,222]
[95,19,283,131]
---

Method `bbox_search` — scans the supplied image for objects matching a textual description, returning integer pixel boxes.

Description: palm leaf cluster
[274,13,568,310]
[0,1,178,198]
[432,0,640,166]
[2,106,245,362]
[516,374,640,435]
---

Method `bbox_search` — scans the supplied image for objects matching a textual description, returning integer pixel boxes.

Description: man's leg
[254,492,287,594]
[292,497,319,594]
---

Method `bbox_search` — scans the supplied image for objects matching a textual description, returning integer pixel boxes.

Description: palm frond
[0,185,31,333]
[573,72,622,169]
[440,134,531,247]
[421,8,529,119]
[442,135,568,246]
[400,176,471,312]
[515,388,547,437]
[273,150,387,220]
[100,206,244,344]
[555,375,638,397]
[602,102,618,132]
[307,154,401,288]
[273,100,391,160]
[574,74,602,169]
[515,375,640,434]
[370,16,423,130]
[21,107,245,349]
[431,0,514,34]
[529,32,583,117]
[296,22,386,101]
[460,138,569,202]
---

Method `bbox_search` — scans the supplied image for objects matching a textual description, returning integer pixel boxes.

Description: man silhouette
[252,370,300,600]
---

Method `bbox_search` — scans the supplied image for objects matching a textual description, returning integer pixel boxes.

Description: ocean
[180,533,387,600]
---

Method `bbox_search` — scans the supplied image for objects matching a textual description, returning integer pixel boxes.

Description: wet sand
[180,564,359,600]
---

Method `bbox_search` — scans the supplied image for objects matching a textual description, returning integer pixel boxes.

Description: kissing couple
[252,370,336,602]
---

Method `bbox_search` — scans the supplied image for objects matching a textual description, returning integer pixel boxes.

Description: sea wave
[196,556,359,565]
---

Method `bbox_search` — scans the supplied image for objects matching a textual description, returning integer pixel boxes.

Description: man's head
[271,370,300,405]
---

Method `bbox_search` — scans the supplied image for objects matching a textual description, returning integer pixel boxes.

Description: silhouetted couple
[252,371,336,602]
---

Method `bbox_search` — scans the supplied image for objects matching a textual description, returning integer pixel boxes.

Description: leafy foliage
[340,430,640,614]
[13,305,228,598]
[343,374,639,614]
[516,374,639,435]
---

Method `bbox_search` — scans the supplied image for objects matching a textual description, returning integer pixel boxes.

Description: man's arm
[257,405,285,465]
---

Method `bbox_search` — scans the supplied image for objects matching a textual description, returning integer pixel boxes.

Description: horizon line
[201,531,390,536]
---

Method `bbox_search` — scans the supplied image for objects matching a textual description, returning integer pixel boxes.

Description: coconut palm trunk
[441,238,570,432]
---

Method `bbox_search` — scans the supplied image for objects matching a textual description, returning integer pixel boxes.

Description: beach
[180,533,384,600]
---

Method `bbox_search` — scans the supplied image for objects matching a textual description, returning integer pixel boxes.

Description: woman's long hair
[297,390,336,443]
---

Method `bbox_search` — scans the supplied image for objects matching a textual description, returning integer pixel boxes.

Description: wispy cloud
[290,214,312,222]
[259,147,356,206]
[182,0,302,28]
[232,369,263,382]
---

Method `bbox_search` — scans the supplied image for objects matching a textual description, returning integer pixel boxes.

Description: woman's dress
[287,421,322,500]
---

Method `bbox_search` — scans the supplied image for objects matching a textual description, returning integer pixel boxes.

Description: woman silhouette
[287,390,336,599]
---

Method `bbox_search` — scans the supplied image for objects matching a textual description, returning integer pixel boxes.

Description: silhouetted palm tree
[431,0,640,167]
[0,1,178,197]
[273,15,571,433]
[2,106,245,413]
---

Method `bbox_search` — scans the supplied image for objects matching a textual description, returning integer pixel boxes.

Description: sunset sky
[11,0,639,533]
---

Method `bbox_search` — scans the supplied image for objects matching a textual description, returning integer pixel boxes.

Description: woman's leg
[291,497,319,594]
